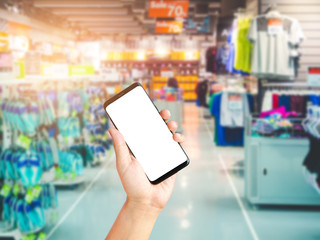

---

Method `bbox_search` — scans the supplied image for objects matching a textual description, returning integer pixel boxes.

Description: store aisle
[150,105,254,240]
[46,104,320,240]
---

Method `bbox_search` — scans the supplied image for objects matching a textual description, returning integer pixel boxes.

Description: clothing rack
[260,82,320,114]
[263,83,320,89]
[263,3,277,14]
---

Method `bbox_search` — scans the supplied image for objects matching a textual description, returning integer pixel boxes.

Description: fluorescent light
[94,28,142,32]
[80,22,139,27]
[33,0,123,8]
[52,8,127,15]
[67,16,134,22]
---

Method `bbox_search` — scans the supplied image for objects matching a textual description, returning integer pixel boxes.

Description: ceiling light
[67,16,134,22]
[33,0,123,8]
[52,8,127,15]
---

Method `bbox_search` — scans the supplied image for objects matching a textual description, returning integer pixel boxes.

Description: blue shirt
[309,95,320,106]
[211,93,252,146]
[279,95,291,111]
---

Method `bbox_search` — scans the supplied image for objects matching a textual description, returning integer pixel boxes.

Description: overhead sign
[155,21,183,34]
[8,21,30,36]
[149,0,189,18]
[69,65,94,76]
[0,32,9,52]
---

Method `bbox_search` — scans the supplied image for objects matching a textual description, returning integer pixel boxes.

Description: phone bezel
[104,82,189,184]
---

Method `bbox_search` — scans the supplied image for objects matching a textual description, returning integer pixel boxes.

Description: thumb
[108,128,131,172]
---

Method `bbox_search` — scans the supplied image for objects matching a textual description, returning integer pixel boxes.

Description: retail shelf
[0,229,23,240]
[245,136,320,206]
[152,81,198,83]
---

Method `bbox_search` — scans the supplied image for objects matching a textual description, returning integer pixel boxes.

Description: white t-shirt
[248,15,304,79]
[220,91,250,128]
[261,91,273,112]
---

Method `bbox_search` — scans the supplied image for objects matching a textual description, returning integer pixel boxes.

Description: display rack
[0,75,113,239]
[0,229,23,240]
[150,60,199,101]
[244,115,320,206]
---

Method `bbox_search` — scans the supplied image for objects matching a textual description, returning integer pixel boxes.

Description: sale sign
[155,21,183,34]
[149,0,189,18]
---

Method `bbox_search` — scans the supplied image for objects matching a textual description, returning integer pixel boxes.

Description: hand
[108,109,184,212]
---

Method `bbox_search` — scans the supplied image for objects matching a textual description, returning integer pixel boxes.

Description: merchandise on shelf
[262,89,320,115]
[0,96,59,237]
[0,78,113,238]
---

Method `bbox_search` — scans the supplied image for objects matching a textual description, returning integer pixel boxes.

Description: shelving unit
[244,116,320,206]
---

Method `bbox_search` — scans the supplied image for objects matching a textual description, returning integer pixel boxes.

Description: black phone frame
[104,82,190,184]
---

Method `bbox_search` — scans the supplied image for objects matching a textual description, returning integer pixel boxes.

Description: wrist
[125,198,162,217]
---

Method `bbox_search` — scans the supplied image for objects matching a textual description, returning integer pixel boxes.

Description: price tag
[149,0,189,18]
[228,94,243,110]
[307,66,320,86]
[268,19,283,35]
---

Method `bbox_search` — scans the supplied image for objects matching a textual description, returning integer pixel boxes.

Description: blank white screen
[106,86,187,182]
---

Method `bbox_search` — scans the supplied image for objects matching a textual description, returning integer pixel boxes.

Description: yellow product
[161,77,167,82]
[234,17,252,73]
[171,51,178,60]
[181,76,188,82]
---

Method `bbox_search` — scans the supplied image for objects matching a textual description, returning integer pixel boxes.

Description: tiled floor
[46,104,320,240]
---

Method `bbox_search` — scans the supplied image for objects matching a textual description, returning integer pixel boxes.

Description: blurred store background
[0,0,320,239]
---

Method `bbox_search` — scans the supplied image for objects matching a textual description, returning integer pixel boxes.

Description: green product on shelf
[13,183,20,196]
[0,184,11,197]
[17,134,32,150]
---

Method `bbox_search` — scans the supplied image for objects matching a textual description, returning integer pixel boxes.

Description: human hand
[108,109,184,213]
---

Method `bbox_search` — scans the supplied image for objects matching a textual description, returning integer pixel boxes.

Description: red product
[272,94,279,109]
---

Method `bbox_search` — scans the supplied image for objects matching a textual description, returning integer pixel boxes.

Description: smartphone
[104,83,189,184]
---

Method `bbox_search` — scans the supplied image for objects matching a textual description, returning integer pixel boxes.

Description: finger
[173,133,184,143]
[160,109,171,122]
[108,128,131,172]
[167,120,178,133]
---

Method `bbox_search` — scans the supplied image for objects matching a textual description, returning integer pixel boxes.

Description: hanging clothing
[261,91,273,112]
[226,20,250,76]
[290,95,305,115]
[278,95,291,111]
[226,20,237,73]
[248,15,304,79]
[309,95,320,106]
[234,17,252,73]
[216,45,228,72]
[210,92,254,146]
[262,90,320,117]
[220,91,250,127]
[272,94,279,109]
[205,47,217,73]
